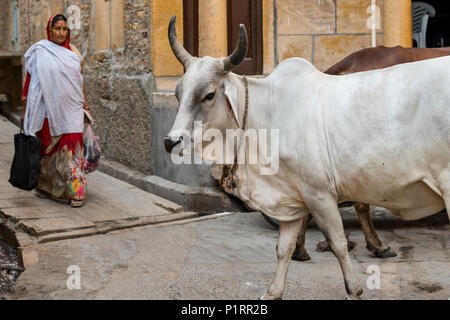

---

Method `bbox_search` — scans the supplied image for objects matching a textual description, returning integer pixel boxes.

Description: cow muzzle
[164,135,182,153]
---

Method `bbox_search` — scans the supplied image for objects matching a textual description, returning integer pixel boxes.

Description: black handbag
[9,129,41,191]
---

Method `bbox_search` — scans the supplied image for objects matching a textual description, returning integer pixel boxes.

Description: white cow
[164,16,450,299]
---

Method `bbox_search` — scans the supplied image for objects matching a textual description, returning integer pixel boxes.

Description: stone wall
[0,57,22,113]
[14,0,154,174]
[0,1,12,52]
[275,0,384,71]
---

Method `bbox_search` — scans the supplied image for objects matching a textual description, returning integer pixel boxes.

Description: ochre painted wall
[384,0,412,47]
[151,0,184,77]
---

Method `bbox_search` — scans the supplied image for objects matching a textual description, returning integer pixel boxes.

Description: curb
[97,159,246,214]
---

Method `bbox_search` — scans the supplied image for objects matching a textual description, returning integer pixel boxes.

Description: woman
[21,14,92,207]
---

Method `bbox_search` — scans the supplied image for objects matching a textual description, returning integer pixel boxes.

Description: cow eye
[204,91,215,101]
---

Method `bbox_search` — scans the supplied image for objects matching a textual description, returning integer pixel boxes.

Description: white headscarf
[23,40,84,136]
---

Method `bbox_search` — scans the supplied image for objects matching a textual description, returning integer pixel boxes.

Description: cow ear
[223,78,241,128]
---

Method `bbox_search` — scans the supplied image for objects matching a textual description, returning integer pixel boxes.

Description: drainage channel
[0,234,23,299]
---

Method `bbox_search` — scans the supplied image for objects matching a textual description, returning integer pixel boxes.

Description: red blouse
[22,72,31,97]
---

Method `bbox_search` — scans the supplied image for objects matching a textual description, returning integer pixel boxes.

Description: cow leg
[354,202,397,258]
[443,195,450,222]
[261,219,302,300]
[291,214,311,261]
[308,197,363,299]
[437,176,450,221]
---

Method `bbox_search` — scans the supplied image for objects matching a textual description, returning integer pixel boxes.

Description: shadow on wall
[0,56,22,118]
[152,105,218,188]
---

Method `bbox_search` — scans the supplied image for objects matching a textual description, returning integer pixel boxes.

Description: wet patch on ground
[411,281,443,294]
[399,245,414,260]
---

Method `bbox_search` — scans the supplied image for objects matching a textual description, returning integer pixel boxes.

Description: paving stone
[96,211,199,233]
[1,207,71,221]
[0,197,68,210]
[17,246,39,268]
[74,201,133,222]
[38,227,99,244]
[87,186,174,218]
[0,192,36,200]
[0,185,29,194]
[18,216,96,236]
[14,232,37,247]
[146,193,183,213]
[154,212,234,228]
[87,173,181,216]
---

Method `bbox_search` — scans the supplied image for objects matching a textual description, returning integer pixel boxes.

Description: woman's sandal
[70,200,85,208]
[34,189,50,198]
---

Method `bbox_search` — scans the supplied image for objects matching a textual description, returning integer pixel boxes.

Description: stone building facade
[0,0,21,112]
[0,1,13,52]
[0,0,413,191]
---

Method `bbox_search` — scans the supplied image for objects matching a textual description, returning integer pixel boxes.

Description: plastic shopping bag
[83,124,101,174]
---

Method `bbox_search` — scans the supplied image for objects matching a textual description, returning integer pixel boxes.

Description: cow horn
[223,24,248,72]
[168,15,193,67]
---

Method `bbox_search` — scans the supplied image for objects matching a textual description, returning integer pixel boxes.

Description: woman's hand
[83,104,94,123]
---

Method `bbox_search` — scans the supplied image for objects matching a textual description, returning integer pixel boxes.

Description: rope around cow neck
[220,75,249,190]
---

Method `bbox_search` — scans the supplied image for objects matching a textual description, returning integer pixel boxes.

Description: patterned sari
[36,118,86,202]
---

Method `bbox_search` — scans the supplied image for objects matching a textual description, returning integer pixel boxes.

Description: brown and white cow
[292,45,450,262]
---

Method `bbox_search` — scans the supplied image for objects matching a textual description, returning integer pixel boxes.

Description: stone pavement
[4,210,450,300]
[0,115,198,267]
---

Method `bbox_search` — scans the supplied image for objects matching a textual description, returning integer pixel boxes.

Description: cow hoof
[367,244,397,258]
[376,247,397,258]
[345,287,363,300]
[347,240,356,252]
[291,247,311,261]
[316,239,331,252]
[259,293,281,300]
[316,241,356,253]
[316,233,355,253]
[345,294,361,300]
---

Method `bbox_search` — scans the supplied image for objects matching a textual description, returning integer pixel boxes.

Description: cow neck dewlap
[224,73,270,131]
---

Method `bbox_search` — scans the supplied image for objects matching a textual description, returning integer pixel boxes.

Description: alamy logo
[366,265,381,290]
[66,265,81,290]
[169,122,280,175]
[67,5,81,30]
[366,1,381,47]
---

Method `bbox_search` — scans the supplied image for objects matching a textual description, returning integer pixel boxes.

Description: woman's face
[50,20,69,45]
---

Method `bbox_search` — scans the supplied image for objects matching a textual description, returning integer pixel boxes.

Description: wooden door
[183,0,199,57]
[227,0,263,75]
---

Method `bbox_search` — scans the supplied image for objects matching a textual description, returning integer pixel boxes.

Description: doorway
[227,0,263,75]
[183,0,263,75]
